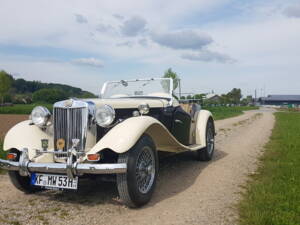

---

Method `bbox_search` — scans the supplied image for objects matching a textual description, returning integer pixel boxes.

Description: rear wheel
[196,118,215,161]
[117,135,158,208]
[8,149,42,193]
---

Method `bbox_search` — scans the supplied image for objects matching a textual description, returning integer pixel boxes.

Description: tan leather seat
[180,103,193,115]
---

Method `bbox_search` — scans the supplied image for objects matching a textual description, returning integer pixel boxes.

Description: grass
[238,112,300,225]
[0,140,6,174]
[204,106,259,120]
[0,103,53,115]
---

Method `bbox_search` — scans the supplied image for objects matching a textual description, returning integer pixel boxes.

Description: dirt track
[0,109,275,225]
[0,115,28,140]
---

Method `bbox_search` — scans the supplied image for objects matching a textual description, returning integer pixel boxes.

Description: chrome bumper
[0,148,126,178]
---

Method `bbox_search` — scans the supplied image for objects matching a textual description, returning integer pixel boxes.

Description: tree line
[0,70,96,104]
[163,68,254,106]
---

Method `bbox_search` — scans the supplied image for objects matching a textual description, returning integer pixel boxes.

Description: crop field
[0,103,53,115]
[239,112,300,225]
[204,106,258,120]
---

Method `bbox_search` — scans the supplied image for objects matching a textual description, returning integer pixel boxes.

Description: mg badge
[64,99,73,108]
[56,138,65,150]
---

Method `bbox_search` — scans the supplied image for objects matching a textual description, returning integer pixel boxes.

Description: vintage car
[0,78,215,207]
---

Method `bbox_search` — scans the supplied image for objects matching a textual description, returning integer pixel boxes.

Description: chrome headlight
[95,105,115,127]
[30,106,51,127]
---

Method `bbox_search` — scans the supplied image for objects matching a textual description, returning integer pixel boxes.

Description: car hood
[84,98,169,109]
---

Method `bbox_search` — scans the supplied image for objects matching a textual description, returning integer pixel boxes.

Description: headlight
[138,103,150,115]
[30,106,51,127]
[95,105,115,127]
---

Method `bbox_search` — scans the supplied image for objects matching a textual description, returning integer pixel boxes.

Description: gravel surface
[0,109,275,225]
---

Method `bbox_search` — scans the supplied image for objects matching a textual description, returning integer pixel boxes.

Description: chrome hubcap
[135,146,155,194]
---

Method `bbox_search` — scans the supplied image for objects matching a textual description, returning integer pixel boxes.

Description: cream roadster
[0,78,215,207]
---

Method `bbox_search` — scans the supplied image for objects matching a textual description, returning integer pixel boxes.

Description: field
[204,106,258,120]
[239,112,300,225]
[0,103,53,114]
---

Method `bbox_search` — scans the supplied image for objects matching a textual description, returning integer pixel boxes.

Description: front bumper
[0,148,126,178]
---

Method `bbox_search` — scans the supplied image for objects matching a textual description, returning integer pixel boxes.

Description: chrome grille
[53,102,89,155]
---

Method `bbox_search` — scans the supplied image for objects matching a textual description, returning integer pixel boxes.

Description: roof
[205,94,219,99]
[261,95,300,101]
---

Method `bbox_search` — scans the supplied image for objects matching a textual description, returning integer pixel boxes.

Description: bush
[33,88,68,104]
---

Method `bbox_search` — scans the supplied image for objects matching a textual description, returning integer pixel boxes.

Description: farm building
[259,95,300,107]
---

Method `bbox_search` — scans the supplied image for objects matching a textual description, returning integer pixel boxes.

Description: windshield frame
[100,78,174,103]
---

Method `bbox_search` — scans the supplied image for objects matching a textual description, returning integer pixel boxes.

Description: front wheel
[8,149,42,193]
[196,118,215,161]
[117,135,158,208]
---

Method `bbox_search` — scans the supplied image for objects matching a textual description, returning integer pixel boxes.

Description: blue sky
[0,0,300,96]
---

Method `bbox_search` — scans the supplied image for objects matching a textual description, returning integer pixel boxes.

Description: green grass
[238,112,300,225]
[204,106,259,120]
[0,103,53,114]
[0,140,6,174]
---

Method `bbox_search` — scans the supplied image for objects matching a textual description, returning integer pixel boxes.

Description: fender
[85,115,210,159]
[195,110,214,146]
[3,120,54,159]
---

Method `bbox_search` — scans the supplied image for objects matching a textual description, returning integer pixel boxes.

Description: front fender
[86,116,196,158]
[3,120,54,159]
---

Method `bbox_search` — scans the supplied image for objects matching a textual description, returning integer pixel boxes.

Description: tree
[226,88,242,104]
[163,68,179,90]
[33,88,68,104]
[0,71,12,104]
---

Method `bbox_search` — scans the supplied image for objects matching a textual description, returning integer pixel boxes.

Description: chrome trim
[53,100,89,158]
[0,159,127,176]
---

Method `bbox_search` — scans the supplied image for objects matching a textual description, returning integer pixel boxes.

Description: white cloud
[151,30,213,50]
[74,14,88,23]
[120,16,147,36]
[72,58,104,67]
[283,4,300,18]
[182,50,235,63]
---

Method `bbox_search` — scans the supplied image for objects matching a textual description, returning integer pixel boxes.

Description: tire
[117,134,158,208]
[8,149,42,193]
[196,118,215,161]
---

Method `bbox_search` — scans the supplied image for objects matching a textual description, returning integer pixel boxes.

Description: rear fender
[195,110,214,146]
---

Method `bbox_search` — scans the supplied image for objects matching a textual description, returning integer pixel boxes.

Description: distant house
[259,95,300,106]
[205,94,220,102]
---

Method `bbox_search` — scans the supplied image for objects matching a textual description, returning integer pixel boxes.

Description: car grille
[53,106,88,155]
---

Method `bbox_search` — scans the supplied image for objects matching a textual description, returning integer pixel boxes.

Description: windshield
[101,78,173,99]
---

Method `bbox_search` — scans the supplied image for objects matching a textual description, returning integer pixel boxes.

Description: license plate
[31,173,78,190]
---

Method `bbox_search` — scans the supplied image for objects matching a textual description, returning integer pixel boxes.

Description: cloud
[113,14,124,20]
[283,4,300,18]
[120,16,147,36]
[72,57,104,67]
[116,41,134,47]
[138,38,148,47]
[181,50,235,63]
[151,30,213,50]
[74,14,88,23]
[96,23,115,33]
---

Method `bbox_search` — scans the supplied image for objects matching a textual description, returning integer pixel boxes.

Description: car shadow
[37,148,227,207]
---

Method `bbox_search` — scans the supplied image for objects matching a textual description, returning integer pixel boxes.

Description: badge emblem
[56,138,65,150]
[64,99,73,108]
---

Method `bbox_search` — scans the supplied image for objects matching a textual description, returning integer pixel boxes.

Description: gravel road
[0,109,275,225]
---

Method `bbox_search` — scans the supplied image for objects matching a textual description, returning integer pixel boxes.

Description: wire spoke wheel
[135,146,156,194]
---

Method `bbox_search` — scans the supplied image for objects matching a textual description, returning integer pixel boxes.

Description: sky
[0,0,300,97]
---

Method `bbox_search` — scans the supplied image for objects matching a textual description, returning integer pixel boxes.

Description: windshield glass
[101,78,172,99]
